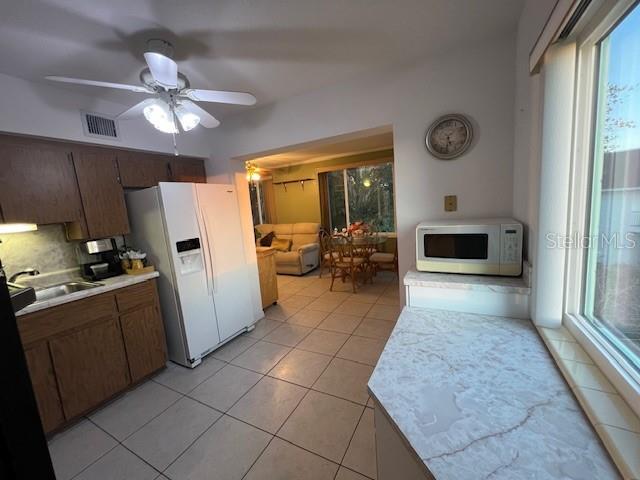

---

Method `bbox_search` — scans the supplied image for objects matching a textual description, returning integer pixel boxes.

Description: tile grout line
[58,271,396,480]
[339,402,367,466]
[75,417,163,480]
[68,381,190,479]
[159,408,228,476]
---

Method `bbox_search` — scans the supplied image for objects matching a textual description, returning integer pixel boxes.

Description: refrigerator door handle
[196,211,213,296]
[200,210,216,294]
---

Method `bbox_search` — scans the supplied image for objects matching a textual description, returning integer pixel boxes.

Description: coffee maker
[78,238,122,281]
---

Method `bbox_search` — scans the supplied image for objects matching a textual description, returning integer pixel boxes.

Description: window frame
[319,158,396,233]
[564,0,640,414]
[249,180,265,225]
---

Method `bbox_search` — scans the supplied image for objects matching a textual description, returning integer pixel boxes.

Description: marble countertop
[368,307,618,480]
[16,272,159,316]
[404,269,530,295]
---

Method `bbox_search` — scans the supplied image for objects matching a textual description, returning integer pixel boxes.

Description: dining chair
[318,228,333,278]
[330,235,367,293]
[369,237,399,278]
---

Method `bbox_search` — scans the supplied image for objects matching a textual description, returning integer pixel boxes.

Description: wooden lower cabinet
[23,343,65,433]
[120,304,167,383]
[256,247,278,309]
[50,315,130,419]
[18,279,167,433]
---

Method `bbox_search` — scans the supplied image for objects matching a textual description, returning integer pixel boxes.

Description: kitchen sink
[35,281,103,302]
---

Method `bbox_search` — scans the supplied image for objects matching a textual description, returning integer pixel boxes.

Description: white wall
[207,36,517,301]
[512,0,557,262]
[0,72,212,158]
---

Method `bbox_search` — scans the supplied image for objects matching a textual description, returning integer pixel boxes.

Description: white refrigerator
[126,182,261,368]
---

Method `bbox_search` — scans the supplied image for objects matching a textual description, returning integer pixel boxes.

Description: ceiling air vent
[81,111,120,140]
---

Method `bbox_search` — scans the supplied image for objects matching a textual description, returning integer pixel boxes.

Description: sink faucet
[9,268,40,284]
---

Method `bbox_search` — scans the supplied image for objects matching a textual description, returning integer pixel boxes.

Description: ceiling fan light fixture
[143,101,177,134]
[175,106,200,131]
[245,161,261,182]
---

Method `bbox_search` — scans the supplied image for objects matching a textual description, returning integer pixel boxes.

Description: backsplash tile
[0,224,79,278]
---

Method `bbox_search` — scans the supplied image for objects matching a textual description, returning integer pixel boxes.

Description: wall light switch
[444,195,457,212]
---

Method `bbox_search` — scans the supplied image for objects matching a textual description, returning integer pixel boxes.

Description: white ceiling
[250,129,394,169]
[0,0,524,118]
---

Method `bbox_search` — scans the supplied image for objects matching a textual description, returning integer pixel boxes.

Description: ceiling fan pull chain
[170,104,179,156]
[172,132,179,156]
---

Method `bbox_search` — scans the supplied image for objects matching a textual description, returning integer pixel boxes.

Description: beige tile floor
[47,270,401,480]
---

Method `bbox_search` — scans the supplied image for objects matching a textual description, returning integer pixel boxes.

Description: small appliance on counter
[78,238,123,281]
[416,218,523,276]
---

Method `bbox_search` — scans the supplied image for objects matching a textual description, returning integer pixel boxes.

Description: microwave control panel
[500,224,523,264]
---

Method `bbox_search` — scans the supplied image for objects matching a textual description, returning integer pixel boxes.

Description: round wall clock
[425,114,473,160]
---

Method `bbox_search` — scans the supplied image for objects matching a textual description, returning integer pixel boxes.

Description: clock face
[426,115,473,160]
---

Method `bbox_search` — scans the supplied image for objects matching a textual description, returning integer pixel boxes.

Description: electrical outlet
[444,195,457,212]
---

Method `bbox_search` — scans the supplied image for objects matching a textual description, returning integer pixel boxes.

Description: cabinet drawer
[115,281,156,313]
[18,293,117,346]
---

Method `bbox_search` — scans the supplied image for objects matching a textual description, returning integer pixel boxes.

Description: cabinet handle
[167,162,173,180]
[115,157,122,185]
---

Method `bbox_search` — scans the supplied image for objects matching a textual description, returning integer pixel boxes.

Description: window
[326,162,395,232]
[583,3,640,372]
[249,181,265,226]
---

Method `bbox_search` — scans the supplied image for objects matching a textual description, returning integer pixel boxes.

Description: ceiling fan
[45,39,256,136]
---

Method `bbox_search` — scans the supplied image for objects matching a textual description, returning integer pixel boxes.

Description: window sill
[537,324,640,479]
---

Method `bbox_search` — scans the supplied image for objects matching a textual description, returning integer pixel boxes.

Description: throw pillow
[259,231,275,247]
[271,237,292,252]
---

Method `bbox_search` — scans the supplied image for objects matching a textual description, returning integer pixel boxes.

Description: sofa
[255,223,320,275]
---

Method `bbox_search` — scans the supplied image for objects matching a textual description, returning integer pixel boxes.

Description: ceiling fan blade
[117,98,157,120]
[45,76,151,93]
[182,88,256,106]
[181,100,220,128]
[144,52,178,88]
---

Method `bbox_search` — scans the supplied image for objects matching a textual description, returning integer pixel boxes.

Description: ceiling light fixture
[245,161,261,182]
[175,105,200,131]
[0,223,38,234]
[143,100,177,134]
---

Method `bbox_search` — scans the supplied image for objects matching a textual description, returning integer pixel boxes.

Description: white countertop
[404,269,530,295]
[368,307,618,480]
[16,272,160,316]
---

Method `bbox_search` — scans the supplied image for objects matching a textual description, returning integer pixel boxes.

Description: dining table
[330,234,388,286]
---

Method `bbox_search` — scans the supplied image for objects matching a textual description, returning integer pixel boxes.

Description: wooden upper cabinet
[117,152,171,188]
[71,148,130,239]
[170,157,207,183]
[0,138,84,224]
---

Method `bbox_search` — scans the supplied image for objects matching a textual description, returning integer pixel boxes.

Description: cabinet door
[49,315,130,419]
[23,343,65,433]
[170,157,207,183]
[257,251,278,308]
[0,140,83,224]
[120,304,167,382]
[118,152,170,188]
[72,148,130,238]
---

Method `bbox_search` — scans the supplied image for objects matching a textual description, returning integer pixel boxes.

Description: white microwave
[416,218,523,276]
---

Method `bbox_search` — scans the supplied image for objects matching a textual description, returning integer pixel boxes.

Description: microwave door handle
[200,210,217,294]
